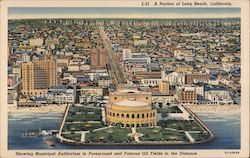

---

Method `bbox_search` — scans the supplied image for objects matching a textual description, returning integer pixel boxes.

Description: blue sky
[9,7,240,15]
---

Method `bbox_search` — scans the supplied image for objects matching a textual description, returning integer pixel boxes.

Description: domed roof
[115,100,149,107]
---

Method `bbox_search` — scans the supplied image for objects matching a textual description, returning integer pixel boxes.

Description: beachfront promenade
[8,104,240,113]
[186,104,240,113]
[8,104,67,113]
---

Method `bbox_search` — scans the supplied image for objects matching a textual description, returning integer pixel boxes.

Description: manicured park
[137,128,189,142]
[62,105,105,133]
[61,133,82,142]
[59,105,212,144]
[158,120,204,131]
[85,127,134,143]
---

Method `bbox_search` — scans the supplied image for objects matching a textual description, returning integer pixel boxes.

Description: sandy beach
[186,104,240,113]
[8,104,67,113]
[8,104,240,113]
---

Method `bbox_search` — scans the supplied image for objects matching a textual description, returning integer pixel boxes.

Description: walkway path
[101,107,106,122]
[164,127,201,133]
[59,105,69,133]
[131,128,140,143]
[184,131,195,142]
[56,104,76,143]
[80,132,85,142]
[79,126,111,142]
[80,131,90,142]
[93,126,111,132]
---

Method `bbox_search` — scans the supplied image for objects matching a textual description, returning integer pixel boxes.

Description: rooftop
[115,100,149,107]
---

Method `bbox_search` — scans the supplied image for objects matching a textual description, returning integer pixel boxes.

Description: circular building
[106,89,157,128]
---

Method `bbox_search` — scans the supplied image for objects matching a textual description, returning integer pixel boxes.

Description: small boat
[44,140,55,146]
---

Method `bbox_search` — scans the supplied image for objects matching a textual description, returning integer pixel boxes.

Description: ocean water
[8,112,240,149]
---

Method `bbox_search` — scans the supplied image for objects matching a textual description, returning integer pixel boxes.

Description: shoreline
[8,104,67,113]
[186,104,240,113]
[8,104,240,113]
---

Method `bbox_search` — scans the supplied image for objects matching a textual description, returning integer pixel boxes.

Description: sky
[8,7,241,19]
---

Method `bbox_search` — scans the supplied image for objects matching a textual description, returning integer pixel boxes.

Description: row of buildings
[8,21,111,107]
[105,18,240,105]
[7,18,240,108]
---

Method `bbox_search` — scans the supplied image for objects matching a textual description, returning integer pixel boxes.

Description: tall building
[90,48,106,69]
[159,81,170,95]
[21,58,57,98]
[176,87,197,104]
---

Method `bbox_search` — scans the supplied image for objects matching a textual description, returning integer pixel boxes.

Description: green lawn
[157,106,183,113]
[62,122,105,132]
[190,132,210,141]
[66,105,102,122]
[161,130,189,142]
[137,128,189,142]
[62,105,104,133]
[85,127,133,143]
[158,120,204,131]
[68,106,101,115]
[66,114,102,122]
[61,133,81,142]
[137,128,162,141]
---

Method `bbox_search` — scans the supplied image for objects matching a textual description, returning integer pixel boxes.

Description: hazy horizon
[8,7,240,19]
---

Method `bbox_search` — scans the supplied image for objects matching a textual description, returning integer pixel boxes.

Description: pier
[23,129,58,137]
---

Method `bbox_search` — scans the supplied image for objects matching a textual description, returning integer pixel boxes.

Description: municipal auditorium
[106,89,157,128]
